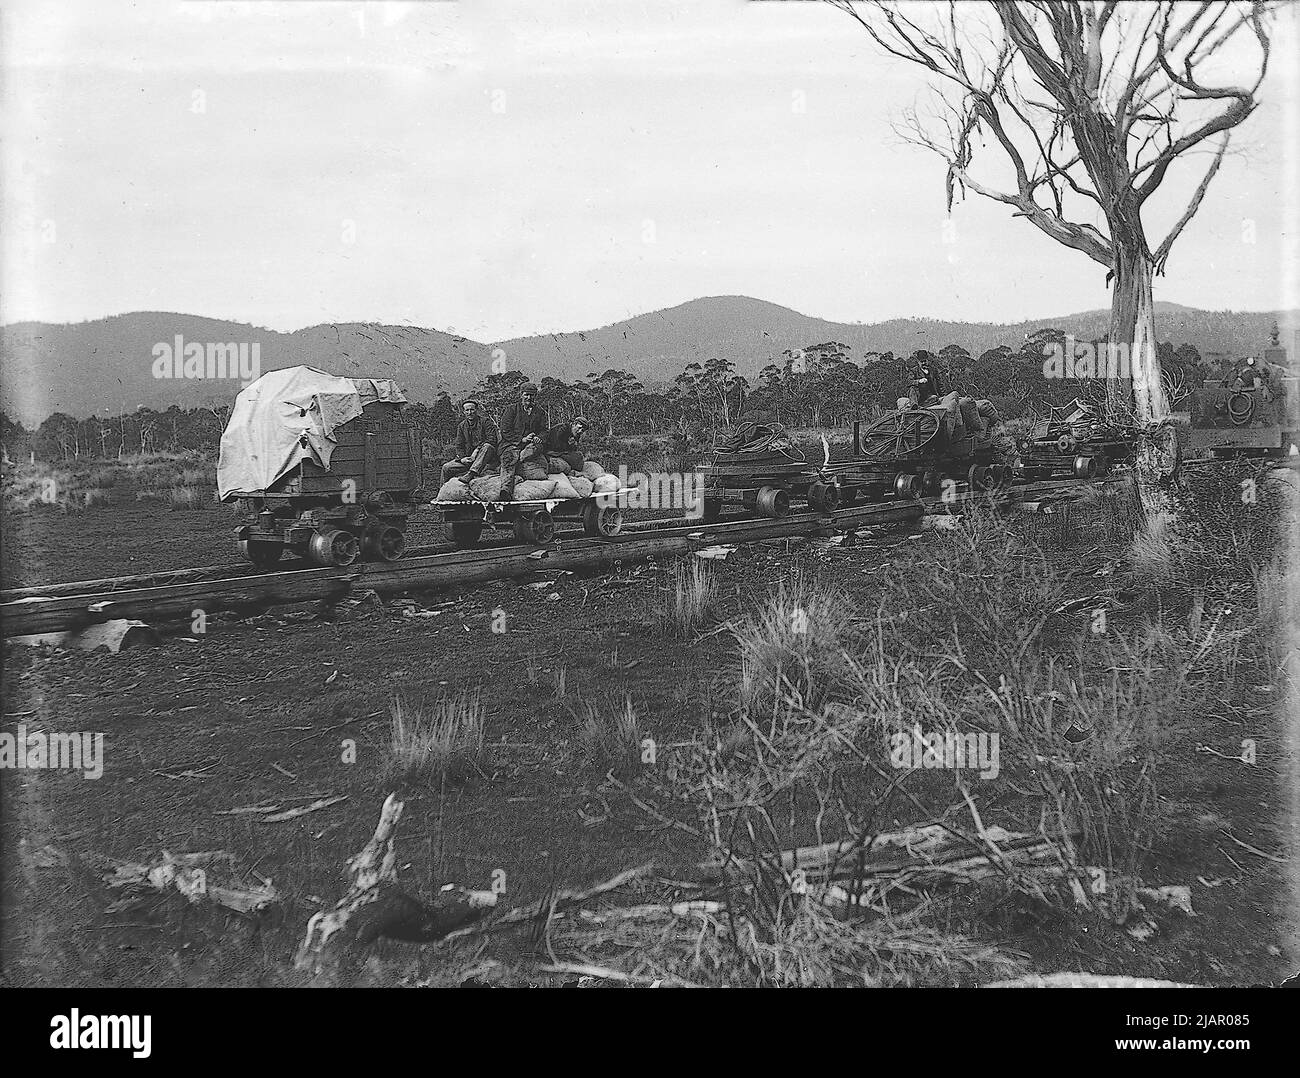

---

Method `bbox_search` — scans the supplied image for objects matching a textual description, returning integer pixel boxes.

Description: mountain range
[2,296,1294,426]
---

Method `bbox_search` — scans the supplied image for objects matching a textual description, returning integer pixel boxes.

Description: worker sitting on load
[908,351,946,406]
[442,399,499,484]
[544,416,589,473]
[497,382,548,500]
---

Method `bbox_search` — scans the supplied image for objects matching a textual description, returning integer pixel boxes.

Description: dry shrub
[383,692,486,786]
[733,572,854,718]
[577,696,642,779]
[656,557,718,638]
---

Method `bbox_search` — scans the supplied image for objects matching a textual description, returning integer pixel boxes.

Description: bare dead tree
[828,1,1275,424]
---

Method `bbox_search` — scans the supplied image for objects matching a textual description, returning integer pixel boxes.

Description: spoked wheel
[362,523,406,562]
[240,540,285,572]
[514,509,556,545]
[806,480,841,514]
[448,518,483,549]
[582,503,623,537]
[307,527,360,567]
[857,409,941,461]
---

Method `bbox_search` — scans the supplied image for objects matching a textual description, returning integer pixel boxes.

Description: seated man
[543,416,590,472]
[908,351,945,406]
[441,399,498,484]
[497,383,548,499]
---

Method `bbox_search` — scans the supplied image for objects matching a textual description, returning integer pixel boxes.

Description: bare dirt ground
[1,476,1295,987]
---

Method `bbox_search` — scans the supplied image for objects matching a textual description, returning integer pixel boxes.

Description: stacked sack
[583,461,620,494]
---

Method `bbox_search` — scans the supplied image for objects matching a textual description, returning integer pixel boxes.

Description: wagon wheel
[857,409,940,461]
[362,523,406,562]
[514,509,556,545]
[582,503,623,537]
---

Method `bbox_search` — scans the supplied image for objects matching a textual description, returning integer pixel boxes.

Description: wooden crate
[270,401,423,496]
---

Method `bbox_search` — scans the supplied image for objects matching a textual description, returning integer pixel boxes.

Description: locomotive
[218,366,425,570]
[1187,351,1299,461]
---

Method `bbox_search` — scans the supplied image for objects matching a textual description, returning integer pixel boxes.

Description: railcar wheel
[1073,455,1097,480]
[362,523,406,562]
[967,463,997,492]
[754,486,790,518]
[807,481,841,513]
[893,472,920,498]
[1056,433,1077,454]
[239,540,285,572]
[837,485,859,507]
[582,503,623,537]
[514,509,556,545]
[307,527,360,566]
[449,519,483,549]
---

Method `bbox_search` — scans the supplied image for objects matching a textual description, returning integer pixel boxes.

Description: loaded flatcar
[826,392,1011,500]
[701,422,842,521]
[1017,399,1140,480]
[218,366,424,570]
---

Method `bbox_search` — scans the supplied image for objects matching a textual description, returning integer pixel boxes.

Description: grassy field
[0,448,1295,986]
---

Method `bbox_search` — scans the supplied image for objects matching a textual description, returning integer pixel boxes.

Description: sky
[2,0,1297,341]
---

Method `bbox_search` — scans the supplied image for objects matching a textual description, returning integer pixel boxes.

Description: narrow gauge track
[0,475,1129,639]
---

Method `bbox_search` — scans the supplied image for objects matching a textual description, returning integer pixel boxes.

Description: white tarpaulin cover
[217,366,406,499]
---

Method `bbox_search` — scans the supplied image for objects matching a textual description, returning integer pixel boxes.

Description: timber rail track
[0,475,1131,639]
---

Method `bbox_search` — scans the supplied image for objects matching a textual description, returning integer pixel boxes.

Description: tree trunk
[1108,247,1167,423]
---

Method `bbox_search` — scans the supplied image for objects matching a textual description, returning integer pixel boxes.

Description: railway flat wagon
[1017,400,1141,480]
[701,422,841,521]
[826,392,1012,500]
[218,366,424,570]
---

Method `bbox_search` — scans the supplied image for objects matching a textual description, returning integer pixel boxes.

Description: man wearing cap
[442,399,499,484]
[544,416,590,473]
[496,382,548,499]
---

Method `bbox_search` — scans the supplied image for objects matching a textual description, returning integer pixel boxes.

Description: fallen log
[293,794,497,986]
[97,849,279,916]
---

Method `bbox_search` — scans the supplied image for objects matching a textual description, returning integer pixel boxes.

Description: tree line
[1,332,1212,463]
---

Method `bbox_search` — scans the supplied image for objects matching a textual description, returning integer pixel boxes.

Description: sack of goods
[513,478,558,500]
[547,455,575,475]
[931,391,966,440]
[569,474,594,498]
[470,474,503,501]
[592,473,620,494]
[549,473,581,499]
[518,457,551,481]
[582,461,607,480]
[958,396,982,434]
[437,477,471,501]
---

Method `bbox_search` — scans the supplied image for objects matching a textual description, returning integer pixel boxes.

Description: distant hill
[2,298,1294,425]
[498,296,1298,385]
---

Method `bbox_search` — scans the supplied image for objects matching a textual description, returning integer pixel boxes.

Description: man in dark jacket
[442,400,498,483]
[496,383,548,499]
[543,416,589,472]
